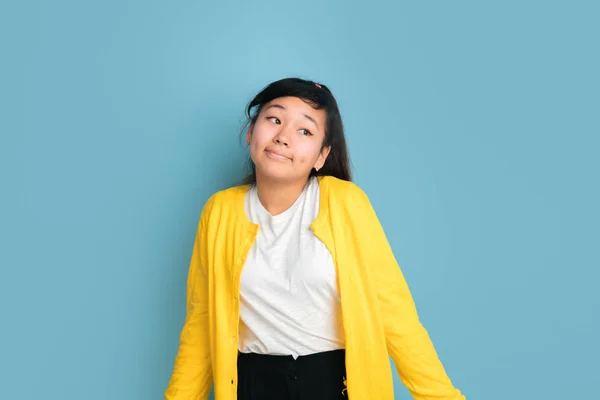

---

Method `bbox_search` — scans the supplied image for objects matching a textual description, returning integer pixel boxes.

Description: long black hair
[241,77,352,184]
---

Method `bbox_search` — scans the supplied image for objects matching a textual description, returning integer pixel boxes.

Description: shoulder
[319,176,371,207]
[318,176,384,228]
[199,184,250,223]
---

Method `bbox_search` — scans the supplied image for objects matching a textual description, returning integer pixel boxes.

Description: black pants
[237,349,348,400]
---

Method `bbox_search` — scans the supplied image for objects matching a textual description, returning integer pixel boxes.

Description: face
[246,96,331,183]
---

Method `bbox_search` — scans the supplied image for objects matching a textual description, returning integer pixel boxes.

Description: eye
[266,116,280,124]
[299,128,313,136]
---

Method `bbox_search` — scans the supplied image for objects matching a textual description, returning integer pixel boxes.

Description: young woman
[165,78,465,400]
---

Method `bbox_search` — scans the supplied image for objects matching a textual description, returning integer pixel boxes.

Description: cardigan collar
[232,176,332,234]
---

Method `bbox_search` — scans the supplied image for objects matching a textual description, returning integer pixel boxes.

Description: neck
[255,175,310,216]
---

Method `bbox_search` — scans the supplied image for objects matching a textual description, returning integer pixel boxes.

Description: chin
[256,164,298,182]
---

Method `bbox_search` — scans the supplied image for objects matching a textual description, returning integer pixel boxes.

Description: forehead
[262,96,325,119]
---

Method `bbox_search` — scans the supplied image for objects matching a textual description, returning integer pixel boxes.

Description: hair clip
[315,83,322,88]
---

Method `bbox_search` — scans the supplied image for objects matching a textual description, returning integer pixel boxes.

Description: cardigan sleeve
[358,190,466,400]
[165,212,213,399]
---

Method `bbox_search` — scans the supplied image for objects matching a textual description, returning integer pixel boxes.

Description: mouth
[265,149,291,161]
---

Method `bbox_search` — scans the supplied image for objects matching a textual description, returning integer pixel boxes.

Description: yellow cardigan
[165,176,465,400]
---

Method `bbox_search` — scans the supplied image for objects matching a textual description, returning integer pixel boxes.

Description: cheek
[294,142,322,164]
[249,128,267,152]
[250,123,275,147]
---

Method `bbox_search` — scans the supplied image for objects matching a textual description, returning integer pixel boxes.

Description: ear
[245,124,253,145]
[314,146,331,170]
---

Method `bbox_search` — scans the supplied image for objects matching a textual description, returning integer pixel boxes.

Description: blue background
[1,1,598,399]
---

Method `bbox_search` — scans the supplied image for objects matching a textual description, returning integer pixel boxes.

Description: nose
[273,129,290,147]
[274,137,289,146]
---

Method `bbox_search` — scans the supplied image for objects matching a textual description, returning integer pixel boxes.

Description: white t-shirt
[238,177,345,359]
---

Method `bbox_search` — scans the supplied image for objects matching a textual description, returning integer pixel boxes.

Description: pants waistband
[237,349,345,369]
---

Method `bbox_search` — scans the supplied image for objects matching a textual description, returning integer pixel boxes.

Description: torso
[238,177,345,358]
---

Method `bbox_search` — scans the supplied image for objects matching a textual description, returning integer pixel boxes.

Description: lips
[265,149,291,160]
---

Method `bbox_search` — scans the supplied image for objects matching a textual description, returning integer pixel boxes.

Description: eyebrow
[265,104,320,129]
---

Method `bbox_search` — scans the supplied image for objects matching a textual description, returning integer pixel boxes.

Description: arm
[359,192,465,400]
[165,215,212,400]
